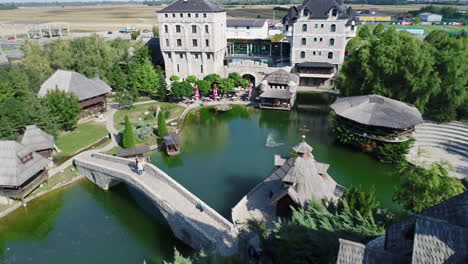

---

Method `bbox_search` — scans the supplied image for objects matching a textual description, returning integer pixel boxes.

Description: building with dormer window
[283,0,356,87]
[157,0,227,79]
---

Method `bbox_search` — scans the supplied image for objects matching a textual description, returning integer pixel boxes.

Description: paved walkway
[76,152,237,255]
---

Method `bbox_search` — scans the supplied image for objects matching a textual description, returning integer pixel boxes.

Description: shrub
[157,111,168,137]
[186,75,197,83]
[170,75,180,82]
[195,80,211,96]
[171,81,193,98]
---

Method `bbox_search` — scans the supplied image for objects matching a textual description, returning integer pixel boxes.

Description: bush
[375,139,414,164]
[186,75,197,83]
[170,75,180,82]
[171,81,193,98]
[228,72,249,88]
[203,73,222,87]
[195,80,211,96]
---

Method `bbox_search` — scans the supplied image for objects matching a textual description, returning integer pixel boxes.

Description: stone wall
[74,153,237,255]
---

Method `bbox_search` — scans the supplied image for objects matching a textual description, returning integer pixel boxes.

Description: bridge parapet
[74,152,238,255]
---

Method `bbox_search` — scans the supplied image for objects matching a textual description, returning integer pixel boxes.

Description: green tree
[337,29,440,113]
[195,80,211,96]
[129,63,160,96]
[108,64,136,104]
[171,81,193,98]
[228,72,249,88]
[262,200,384,264]
[372,24,385,37]
[424,31,468,121]
[41,89,81,131]
[217,78,235,94]
[155,66,168,101]
[203,73,222,87]
[131,30,140,41]
[393,162,465,213]
[357,25,372,39]
[337,186,380,218]
[186,75,198,83]
[152,26,159,38]
[122,115,136,148]
[133,43,151,65]
[157,110,168,137]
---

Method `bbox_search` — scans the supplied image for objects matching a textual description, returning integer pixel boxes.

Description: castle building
[283,0,356,87]
[157,0,227,79]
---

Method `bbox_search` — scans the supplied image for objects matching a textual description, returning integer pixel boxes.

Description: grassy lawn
[29,166,82,196]
[114,102,185,131]
[55,121,108,158]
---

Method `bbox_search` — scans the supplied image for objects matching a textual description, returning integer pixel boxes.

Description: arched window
[301,38,306,45]
[164,25,168,33]
[303,9,308,16]
[300,51,305,58]
[329,38,335,46]
[302,24,307,32]
[328,52,333,59]
[205,25,209,33]
[331,24,336,32]
[332,9,337,16]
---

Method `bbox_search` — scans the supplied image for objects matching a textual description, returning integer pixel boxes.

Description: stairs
[408,121,468,179]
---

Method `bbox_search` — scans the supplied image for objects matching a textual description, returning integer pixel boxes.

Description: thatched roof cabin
[21,125,55,158]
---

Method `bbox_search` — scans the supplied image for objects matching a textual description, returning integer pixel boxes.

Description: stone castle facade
[157,0,226,79]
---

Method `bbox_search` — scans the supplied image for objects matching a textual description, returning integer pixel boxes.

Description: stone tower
[157,0,227,80]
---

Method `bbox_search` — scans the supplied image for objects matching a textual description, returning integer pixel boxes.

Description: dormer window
[303,9,308,16]
[332,9,337,17]
[20,153,33,164]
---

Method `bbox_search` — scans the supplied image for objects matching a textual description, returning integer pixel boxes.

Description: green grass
[29,166,81,196]
[55,121,108,158]
[114,102,185,131]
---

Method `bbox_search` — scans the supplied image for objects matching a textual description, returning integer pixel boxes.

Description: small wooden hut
[163,132,181,156]
[21,125,55,159]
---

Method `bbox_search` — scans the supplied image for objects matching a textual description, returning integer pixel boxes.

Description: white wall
[226,22,269,39]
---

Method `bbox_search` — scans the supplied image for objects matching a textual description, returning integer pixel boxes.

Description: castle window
[303,9,308,16]
[207,53,211,59]
[179,53,184,59]
[302,24,307,32]
[313,51,316,55]
[321,24,324,28]
[195,53,199,59]
[206,39,209,47]
[177,64,180,72]
[320,38,323,42]
[205,25,209,33]
[188,13,191,17]
[328,52,333,59]
[172,13,175,18]
[167,52,171,59]
[300,51,305,58]
[193,39,198,47]
[331,24,336,32]
[192,25,197,33]
[180,13,183,17]
[301,38,306,45]
[164,25,168,33]
[165,14,168,18]
[319,51,322,55]
[177,39,182,46]
[314,38,317,41]
[314,24,318,28]
[166,39,169,46]
[247,26,250,30]
[332,9,337,16]
[176,25,181,33]
[203,13,207,18]
[351,25,355,31]
[329,38,335,46]
[201,65,203,73]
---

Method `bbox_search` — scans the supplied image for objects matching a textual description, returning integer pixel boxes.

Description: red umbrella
[213,83,219,99]
[194,85,200,99]
[248,82,253,99]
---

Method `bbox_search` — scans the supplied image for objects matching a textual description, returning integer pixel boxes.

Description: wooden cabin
[163,132,181,156]
[258,69,299,111]
[21,125,55,159]
[0,141,51,203]
[38,70,112,116]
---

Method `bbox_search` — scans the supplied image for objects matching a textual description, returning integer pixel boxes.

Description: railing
[91,153,235,233]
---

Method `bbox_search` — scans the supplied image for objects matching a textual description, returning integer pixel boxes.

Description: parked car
[107,31,113,34]
[142,29,150,33]
[7,36,15,40]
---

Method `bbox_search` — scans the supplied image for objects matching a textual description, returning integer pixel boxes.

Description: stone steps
[417,122,468,134]
[413,140,468,158]
[414,134,468,148]
[415,127,468,141]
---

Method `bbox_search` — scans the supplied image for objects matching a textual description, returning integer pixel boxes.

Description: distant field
[0,4,466,33]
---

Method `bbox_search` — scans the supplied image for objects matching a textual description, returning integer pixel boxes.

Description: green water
[0,93,401,263]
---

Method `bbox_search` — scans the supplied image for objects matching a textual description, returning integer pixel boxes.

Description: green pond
[0,93,401,263]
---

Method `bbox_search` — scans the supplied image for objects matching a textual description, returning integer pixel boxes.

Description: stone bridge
[74,152,238,256]
[224,60,292,86]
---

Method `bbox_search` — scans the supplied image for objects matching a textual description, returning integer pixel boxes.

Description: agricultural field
[2,4,465,34]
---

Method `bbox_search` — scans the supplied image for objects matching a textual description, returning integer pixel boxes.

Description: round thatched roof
[330,95,423,129]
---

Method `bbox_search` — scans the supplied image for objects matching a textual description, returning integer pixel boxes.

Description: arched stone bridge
[74,152,238,256]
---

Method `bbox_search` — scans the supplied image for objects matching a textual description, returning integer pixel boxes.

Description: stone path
[76,152,238,255]
[407,121,468,180]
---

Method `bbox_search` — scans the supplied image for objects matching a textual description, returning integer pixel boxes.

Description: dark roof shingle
[227,19,267,27]
[157,0,224,13]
